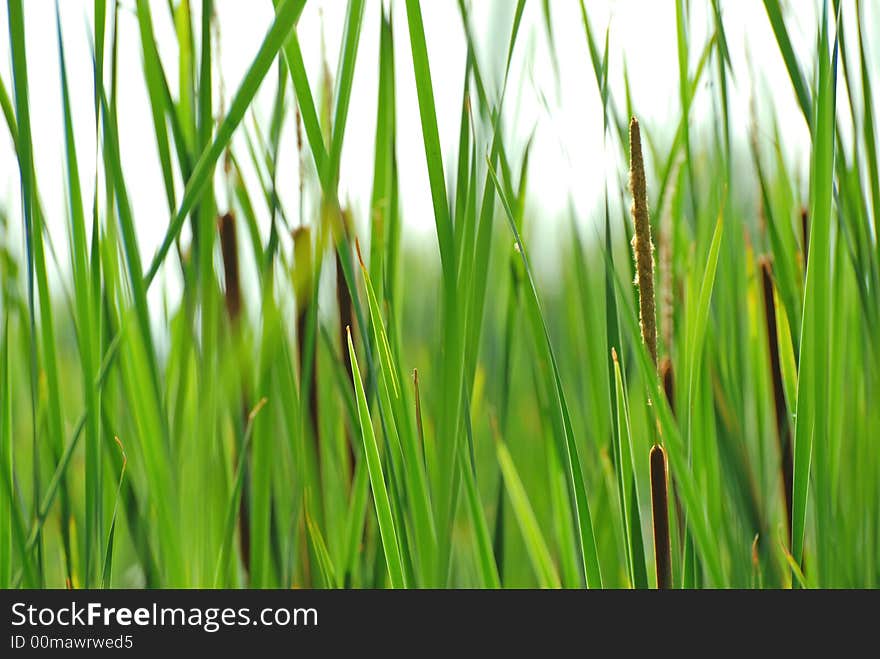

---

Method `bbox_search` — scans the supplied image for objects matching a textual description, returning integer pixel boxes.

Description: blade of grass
[612,349,648,588]
[327,0,365,188]
[146,0,307,285]
[855,0,880,267]
[305,509,339,588]
[792,0,837,577]
[495,440,561,588]
[213,398,267,586]
[761,0,812,122]
[134,0,178,213]
[356,241,436,581]
[1,320,15,587]
[100,437,127,588]
[488,160,603,588]
[57,5,102,588]
[347,328,406,588]
[403,0,455,284]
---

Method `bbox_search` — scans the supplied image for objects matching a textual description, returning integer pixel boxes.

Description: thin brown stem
[293,227,321,489]
[659,356,675,415]
[758,257,794,546]
[218,212,242,323]
[659,356,685,548]
[413,369,426,470]
[336,214,355,484]
[218,212,251,577]
[800,206,809,272]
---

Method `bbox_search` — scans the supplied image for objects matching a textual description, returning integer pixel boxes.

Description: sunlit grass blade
[855,0,880,267]
[495,441,561,588]
[9,0,77,587]
[404,0,468,586]
[356,241,436,581]
[101,437,127,588]
[347,329,406,589]
[0,375,35,587]
[403,0,455,284]
[214,398,266,586]
[458,391,500,588]
[57,4,102,587]
[761,0,812,122]
[0,74,18,150]
[612,350,648,588]
[369,10,396,305]
[685,204,725,425]
[1,320,17,588]
[342,457,369,585]
[792,0,837,577]
[306,510,339,588]
[327,0,365,188]
[134,0,177,213]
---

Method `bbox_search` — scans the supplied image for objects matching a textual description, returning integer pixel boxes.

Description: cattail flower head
[800,206,809,271]
[218,212,241,323]
[629,117,658,366]
[650,443,672,589]
[758,256,794,546]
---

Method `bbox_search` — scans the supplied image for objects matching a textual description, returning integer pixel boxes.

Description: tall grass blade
[347,329,406,588]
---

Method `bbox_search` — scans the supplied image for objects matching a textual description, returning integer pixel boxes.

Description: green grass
[0,0,878,588]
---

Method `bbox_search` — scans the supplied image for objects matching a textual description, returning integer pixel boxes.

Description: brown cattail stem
[218,212,242,323]
[293,227,321,481]
[650,444,672,589]
[800,206,809,272]
[336,222,356,484]
[629,117,657,367]
[295,105,305,225]
[413,369,427,470]
[293,227,318,587]
[758,257,794,546]
[659,356,675,414]
[659,356,686,546]
[218,212,251,577]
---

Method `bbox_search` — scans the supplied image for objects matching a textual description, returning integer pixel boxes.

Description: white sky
[1,0,873,295]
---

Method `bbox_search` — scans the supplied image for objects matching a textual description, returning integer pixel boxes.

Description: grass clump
[0,0,878,590]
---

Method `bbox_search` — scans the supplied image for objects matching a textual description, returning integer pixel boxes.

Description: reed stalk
[758,257,794,545]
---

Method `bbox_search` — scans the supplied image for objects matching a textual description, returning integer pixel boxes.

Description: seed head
[629,117,657,367]
[649,443,672,589]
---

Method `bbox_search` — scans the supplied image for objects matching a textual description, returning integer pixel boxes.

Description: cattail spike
[659,356,675,415]
[218,212,242,323]
[629,117,658,366]
[800,206,809,272]
[758,257,794,546]
[650,443,672,589]
[336,227,356,483]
